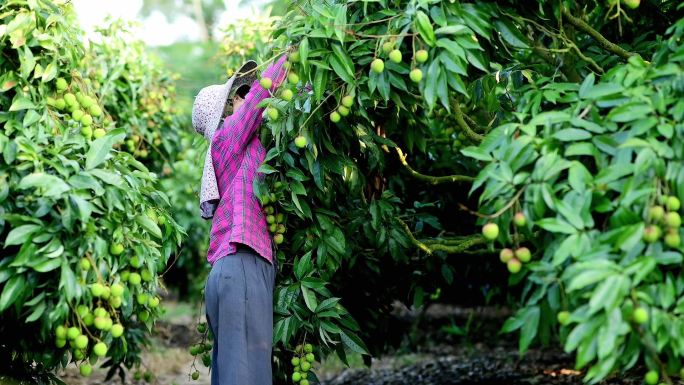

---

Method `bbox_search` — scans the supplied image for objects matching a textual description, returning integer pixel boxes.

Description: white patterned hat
[192,60,257,219]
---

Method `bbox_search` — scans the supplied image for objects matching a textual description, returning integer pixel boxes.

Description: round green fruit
[513,212,526,227]
[337,106,349,116]
[623,0,640,9]
[120,270,130,282]
[94,307,107,318]
[93,128,106,139]
[649,206,665,221]
[645,370,659,385]
[55,338,66,348]
[290,52,301,63]
[138,310,150,322]
[382,41,394,54]
[300,361,311,372]
[74,335,88,350]
[80,114,93,126]
[330,111,341,123]
[482,223,499,241]
[341,95,354,108]
[277,224,286,234]
[666,212,682,228]
[507,258,522,274]
[281,89,294,101]
[191,370,200,380]
[111,323,124,338]
[90,283,105,297]
[137,293,149,306]
[129,272,142,285]
[266,215,275,224]
[260,77,273,89]
[557,311,570,325]
[274,234,284,244]
[83,314,94,326]
[72,109,84,121]
[109,243,124,256]
[79,258,90,270]
[292,372,302,382]
[56,325,67,339]
[55,98,66,110]
[371,59,385,74]
[110,283,124,297]
[643,225,661,243]
[499,248,514,263]
[389,49,402,63]
[288,73,300,84]
[80,125,93,138]
[93,342,107,357]
[130,255,142,268]
[634,307,649,324]
[294,136,308,148]
[94,317,107,330]
[301,380,310,385]
[304,343,313,353]
[415,49,429,63]
[67,327,80,340]
[409,68,423,83]
[109,296,122,308]
[667,196,680,211]
[665,231,681,248]
[291,357,300,366]
[149,296,160,308]
[306,353,315,362]
[64,93,77,106]
[141,269,153,282]
[89,104,102,117]
[515,247,531,263]
[267,107,279,120]
[56,78,68,91]
[79,363,92,377]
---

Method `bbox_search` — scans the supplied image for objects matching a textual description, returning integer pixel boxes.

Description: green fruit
[73,349,85,360]
[665,231,681,248]
[507,258,522,274]
[141,269,153,282]
[499,248,514,263]
[301,380,310,385]
[54,98,66,110]
[83,314,94,326]
[342,95,353,108]
[281,89,294,101]
[137,293,149,306]
[260,77,273,89]
[79,258,90,270]
[129,272,142,285]
[306,353,315,362]
[291,357,300,366]
[47,97,57,106]
[110,283,124,297]
[301,372,308,379]
[382,41,394,54]
[56,325,67,339]
[300,361,311,372]
[72,109,84,121]
[666,196,681,211]
[67,327,80,340]
[292,372,302,382]
[389,49,402,63]
[634,307,649,324]
[89,104,102,117]
[148,296,160,308]
[93,128,106,139]
[267,215,276,224]
[415,49,429,63]
[90,283,105,297]
[482,223,499,241]
[55,338,66,348]
[94,307,107,318]
[515,247,531,263]
[371,59,385,73]
[80,96,93,108]
[649,206,665,221]
[111,323,124,338]
[338,106,350,116]
[202,354,211,367]
[191,370,199,380]
[138,310,150,322]
[109,296,122,308]
[197,323,207,334]
[623,0,640,9]
[409,68,423,83]
[93,342,107,357]
[294,136,308,148]
[513,212,526,227]
[645,370,659,385]
[94,317,107,330]
[130,255,142,268]
[557,311,570,325]
[101,286,111,300]
[80,114,93,126]
[290,52,301,63]
[267,107,279,120]
[79,363,92,377]
[75,335,88,349]
[269,223,277,233]
[667,212,682,228]
[56,78,68,91]
[109,243,124,256]
[144,371,153,382]
[304,343,313,353]
[277,224,286,234]
[78,304,89,317]
[274,234,284,244]
[276,213,284,222]
[120,270,130,282]
[330,111,341,123]
[643,225,661,243]
[288,73,300,84]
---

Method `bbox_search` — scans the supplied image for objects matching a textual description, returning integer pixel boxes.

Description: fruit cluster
[643,195,681,247]
[262,183,287,245]
[371,41,428,84]
[482,212,532,274]
[48,77,105,139]
[290,343,316,385]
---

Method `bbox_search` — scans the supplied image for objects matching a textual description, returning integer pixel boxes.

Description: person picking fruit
[191,55,288,385]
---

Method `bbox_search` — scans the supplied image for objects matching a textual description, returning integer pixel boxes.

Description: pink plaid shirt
[207,56,287,265]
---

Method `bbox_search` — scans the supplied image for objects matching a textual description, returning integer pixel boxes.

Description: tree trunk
[191,0,210,42]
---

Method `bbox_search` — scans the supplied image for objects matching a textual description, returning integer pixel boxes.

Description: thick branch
[462,113,486,133]
[395,147,474,184]
[533,43,582,83]
[561,8,637,61]
[454,102,484,142]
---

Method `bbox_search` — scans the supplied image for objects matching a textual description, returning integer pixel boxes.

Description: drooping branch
[560,7,637,61]
[395,147,474,184]
[454,101,484,142]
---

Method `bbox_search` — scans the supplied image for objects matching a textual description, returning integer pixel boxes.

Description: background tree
[140,0,226,41]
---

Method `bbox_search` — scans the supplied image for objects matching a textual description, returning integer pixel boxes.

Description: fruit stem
[560,7,637,61]
[394,147,474,184]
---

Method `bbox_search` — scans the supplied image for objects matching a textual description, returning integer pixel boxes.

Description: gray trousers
[204,246,276,385]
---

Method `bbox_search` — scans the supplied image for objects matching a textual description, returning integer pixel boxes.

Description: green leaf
[18,173,70,198]
[4,224,40,246]
[85,128,125,169]
[25,301,45,322]
[553,128,592,141]
[9,94,36,111]
[536,218,577,234]
[414,11,436,46]
[136,214,162,239]
[32,257,62,273]
[460,146,492,161]
[580,83,624,100]
[300,285,318,312]
[494,20,528,48]
[334,5,347,44]
[519,306,540,354]
[340,330,369,354]
[0,275,26,312]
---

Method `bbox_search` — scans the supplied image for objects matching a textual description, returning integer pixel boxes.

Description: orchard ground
[52,300,670,385]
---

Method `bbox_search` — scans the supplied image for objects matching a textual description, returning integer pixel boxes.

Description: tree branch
[395,147,474,184]
[560,7,637,61]
[454,101,484,142]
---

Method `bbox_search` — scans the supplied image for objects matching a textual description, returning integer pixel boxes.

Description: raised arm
[214,55,288,155]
